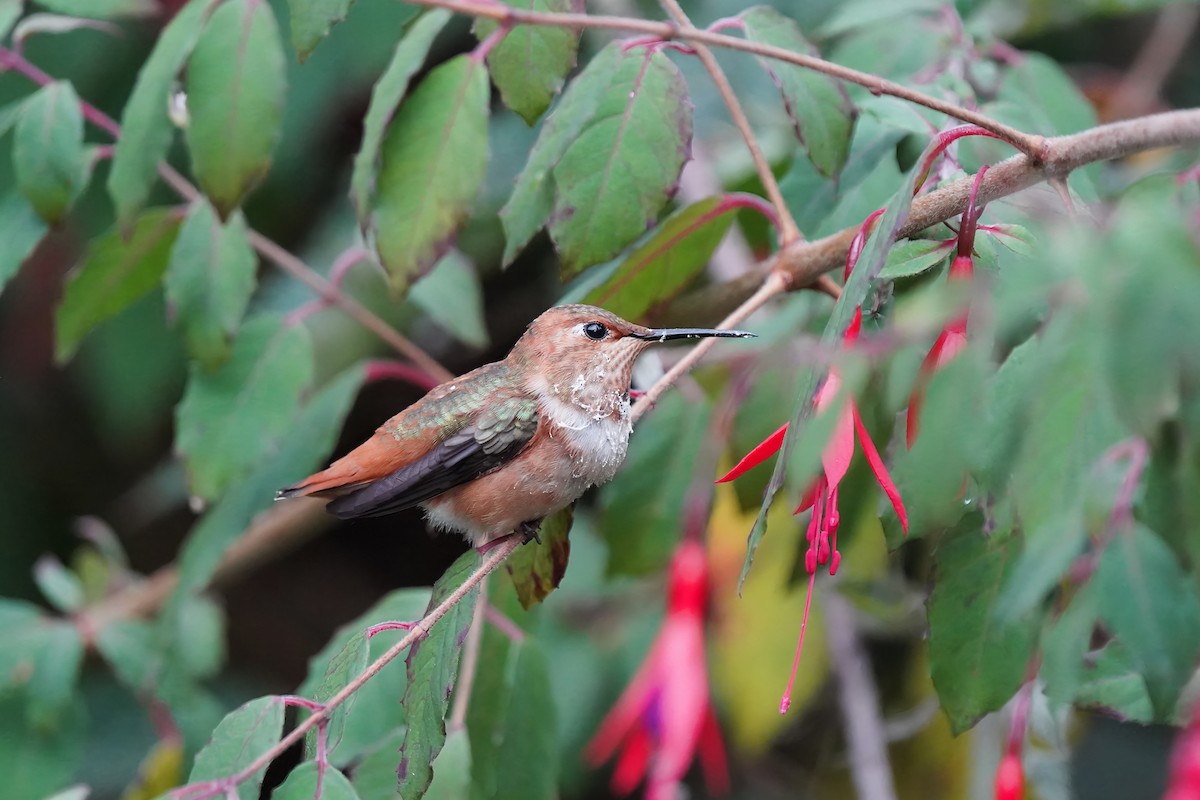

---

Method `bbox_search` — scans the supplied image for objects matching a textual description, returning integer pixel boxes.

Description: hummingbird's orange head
[511,304,754,396]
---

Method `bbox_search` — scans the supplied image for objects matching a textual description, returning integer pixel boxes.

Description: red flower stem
[365,359,444,392]
[958,165,991,256]
[470,19,513,62]
[483,600,526,642]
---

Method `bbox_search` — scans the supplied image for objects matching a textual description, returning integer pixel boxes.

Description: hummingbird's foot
[517,519,544,545]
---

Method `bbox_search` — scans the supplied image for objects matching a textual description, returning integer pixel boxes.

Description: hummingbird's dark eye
[583,322,608,340]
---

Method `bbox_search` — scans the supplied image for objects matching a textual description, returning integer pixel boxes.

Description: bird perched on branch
[278,304,753,547]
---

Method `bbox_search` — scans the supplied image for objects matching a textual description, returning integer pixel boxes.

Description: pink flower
[586,541,729,800]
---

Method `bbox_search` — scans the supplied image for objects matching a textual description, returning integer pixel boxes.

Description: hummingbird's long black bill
[630,327,756,342]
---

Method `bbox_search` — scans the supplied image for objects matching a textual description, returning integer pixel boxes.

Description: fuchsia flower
[717,211,908,713]
[586,541,729,800]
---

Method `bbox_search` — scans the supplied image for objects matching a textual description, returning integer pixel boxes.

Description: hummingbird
[277,304,754,547]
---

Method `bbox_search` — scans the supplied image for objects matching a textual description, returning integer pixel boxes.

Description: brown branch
[404,0,1040,154]
[656,0,801,244]
[663,108,1200,324]
[0,45,453,385]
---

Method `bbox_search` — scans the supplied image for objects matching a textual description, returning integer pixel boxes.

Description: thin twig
[199,538,520,795]
[656,0,801,244]
[0,45,453,386]
[399,0,1041,154]
[824,592,898,800]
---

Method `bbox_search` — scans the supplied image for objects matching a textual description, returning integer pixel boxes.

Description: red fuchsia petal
[993,752,1024,800]
[844,306,863,342]
[906,324,967,448]
[611,724,654,796]
[716,423,788,483]
[795,478,821,515]
[585,641,663,765]
[1165,697,1200,800]
[651,616,709,788]
[780,569,818,714]
[667,541,709,617]
[852,407,909,533]
[698,705,730,795]
[821,393,857,491]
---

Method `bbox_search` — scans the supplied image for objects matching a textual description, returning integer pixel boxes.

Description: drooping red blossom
[906,165,989,447]
[1164,696,1200,800]
[994,680,1032,800]
[718,211,908,713]
[586,541,729,800]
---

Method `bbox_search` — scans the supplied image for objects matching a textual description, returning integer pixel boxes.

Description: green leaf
[94,619,158,692]
[1095,525,1200,719]
[981,223,1036,257]
[741,6,854,176]
[877,237,953,280]
[55,207,183,362]
[165,199,259,369]
[398,549,482,800]
[425,730,472,800]
[185,0,287,216]
[487,641,557,800]
[305,634,368,758]
[298,589,431,764]
[548,46,692,277]
[1097,190,1200,435]
[409,250,490,349]
[892,351,984,535]
[286,0,383,62]
[0,696,85,800]
[583,194,742,321]
[28,0,154,19]
[14,80,88,223]
[371,55,490,294]
[928,527,1039,734]
[273,762,360,800]
[0,0,22,40]
[499,41,622,266]
[0,601,85,729]
[32,556,84,613]
[174,593,226,679]
[175,313,314,501]
[188,696,285,799]
[350,8,451,221]
[351,729,406,800]
[466,583,557,800]
[598,392,712,577]
[1073,640,1156,724]
[108,0,218,228]
[1009,317,1125,536]
[476,0,583,125]
[505,506,572,609]
[173,365,365,598]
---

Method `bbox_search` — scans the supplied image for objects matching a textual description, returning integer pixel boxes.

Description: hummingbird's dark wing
[325,394,540,519]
